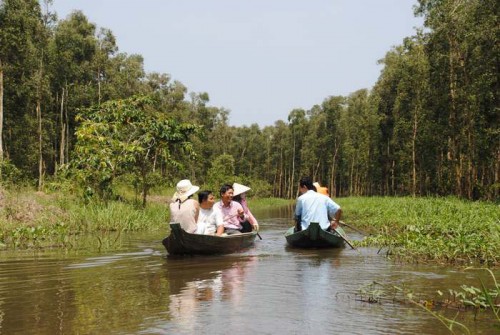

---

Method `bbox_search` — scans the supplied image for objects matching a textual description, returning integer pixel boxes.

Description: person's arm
[327,199,342,229]
[295,198,303,231]
[236,203,247,222]
[214,208,225,236]
[194,201,200,222]
[215,224,225,236]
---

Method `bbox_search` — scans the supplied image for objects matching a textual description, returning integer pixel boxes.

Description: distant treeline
[0,0,498,201]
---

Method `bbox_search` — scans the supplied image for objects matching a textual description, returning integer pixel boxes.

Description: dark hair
[299,176,316,191]
[233,194,242,203]
[219,184,233,196]
[198,190,212,203]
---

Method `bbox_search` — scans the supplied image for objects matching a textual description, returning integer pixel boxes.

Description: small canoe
[163,222,258,255]
[285,222,345,248]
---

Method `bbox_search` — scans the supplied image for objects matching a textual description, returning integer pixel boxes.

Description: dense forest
[0,0,498,202]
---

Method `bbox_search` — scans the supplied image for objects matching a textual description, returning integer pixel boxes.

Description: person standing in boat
[170,179,200,233]
[232,183,259,233]
[195,190,225,236]
[215,184,247,235]
[295,176,342,232]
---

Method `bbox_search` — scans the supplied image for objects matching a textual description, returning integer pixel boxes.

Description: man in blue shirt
[295,176,342,232]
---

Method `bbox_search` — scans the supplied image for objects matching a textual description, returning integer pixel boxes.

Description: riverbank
[340,196,500,266]
[0,188,293,249]
[1,189,498,267]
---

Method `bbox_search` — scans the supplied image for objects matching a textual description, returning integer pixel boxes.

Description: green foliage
[343,196,500,265]
[205,154,236,192]
[0,188,167,249]
[0,1,497,202]
[0,159,23,185]
[72,95,199,204]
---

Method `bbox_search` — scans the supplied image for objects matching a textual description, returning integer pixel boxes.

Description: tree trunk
[0,59,3,171]
[290,136,296,199]
[59,87,65,166]
[37,99,43,191]
[412,107,418,196]
[36,56,44,191]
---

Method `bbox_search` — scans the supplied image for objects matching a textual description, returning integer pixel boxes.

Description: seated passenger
[169,179,200,233]
[295,176,342,232]
[215,184,246,235]
[313,182,329,196]
[232,183,259,233]
[195,190,224,236]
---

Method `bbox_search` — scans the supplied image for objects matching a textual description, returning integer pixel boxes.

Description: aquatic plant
[341,196,499,265]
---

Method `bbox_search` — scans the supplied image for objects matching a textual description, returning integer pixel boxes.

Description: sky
[51,0,423,127]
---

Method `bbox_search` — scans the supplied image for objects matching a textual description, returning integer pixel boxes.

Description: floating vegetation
[356,269,500,334]
[341,196,500,265]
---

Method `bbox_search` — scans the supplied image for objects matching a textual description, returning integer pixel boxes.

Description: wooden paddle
[333,226,356,250]
[339,220,369,236]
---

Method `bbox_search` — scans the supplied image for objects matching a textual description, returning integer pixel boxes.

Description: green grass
[339,196,500,266]
[1,189,498,267]
[0,189,167,249]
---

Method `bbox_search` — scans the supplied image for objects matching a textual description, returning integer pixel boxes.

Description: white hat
[172,179,200,202]
[313,182,321,189]
[233,183,251,196]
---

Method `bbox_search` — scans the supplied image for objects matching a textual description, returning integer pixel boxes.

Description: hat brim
[233,183,251,196]
[172,185,200,202]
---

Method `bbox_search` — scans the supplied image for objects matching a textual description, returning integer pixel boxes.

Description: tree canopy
[0,0,497,201]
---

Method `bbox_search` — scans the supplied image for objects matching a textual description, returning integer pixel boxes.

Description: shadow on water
[0,204,498,334]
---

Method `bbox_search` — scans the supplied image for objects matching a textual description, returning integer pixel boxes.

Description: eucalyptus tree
[391,35,431,196]
[94,27,117,105]
[340,89,378,196]
[300,104,329,183]
[230,123,267,180]
[73,95,199,206]
[50,10,98,168]
[287,109,307,198]
[269,120,291,197]
[0,0,47,180]
[321,96,346,196]
[373,46,407,195]
[415,0,499,199]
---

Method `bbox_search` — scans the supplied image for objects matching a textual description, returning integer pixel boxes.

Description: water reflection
[0,210,498,334]
[141,256,256,334]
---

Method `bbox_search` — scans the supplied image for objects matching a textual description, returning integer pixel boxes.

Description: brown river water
[0,206,497,334]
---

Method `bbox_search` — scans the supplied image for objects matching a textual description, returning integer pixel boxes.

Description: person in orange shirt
[313,182,329,196]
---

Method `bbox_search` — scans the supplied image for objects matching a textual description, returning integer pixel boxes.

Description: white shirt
[196,207,224,235]
[295,190,341,230]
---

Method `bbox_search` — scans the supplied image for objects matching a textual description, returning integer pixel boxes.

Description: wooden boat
[163,222,258,255]
[285,222,346,248]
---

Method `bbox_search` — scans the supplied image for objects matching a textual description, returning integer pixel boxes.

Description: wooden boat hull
[163,223,258,255]
[285,222,345,248]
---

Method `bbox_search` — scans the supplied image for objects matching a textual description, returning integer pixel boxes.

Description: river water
[0,207,497,334]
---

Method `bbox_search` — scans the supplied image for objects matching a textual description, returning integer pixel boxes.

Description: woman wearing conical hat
[232,183,259,233]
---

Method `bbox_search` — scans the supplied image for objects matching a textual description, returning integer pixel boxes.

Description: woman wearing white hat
[170,179,200,233]
[232,183,259,232]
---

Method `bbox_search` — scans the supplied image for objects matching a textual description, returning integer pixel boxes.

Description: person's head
[198,190,215,209]
[219,184,234,204]
[233,183,251,201]
[299,176,316,194]
[172,179,200,203]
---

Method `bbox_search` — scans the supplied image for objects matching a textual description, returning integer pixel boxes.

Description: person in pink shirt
[215,184,247,235]
[232,183,259,232]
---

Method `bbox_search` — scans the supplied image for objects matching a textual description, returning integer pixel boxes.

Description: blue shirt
[295,190,341,230]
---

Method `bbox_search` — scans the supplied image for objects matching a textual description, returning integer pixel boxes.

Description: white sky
[51,0,423,127]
